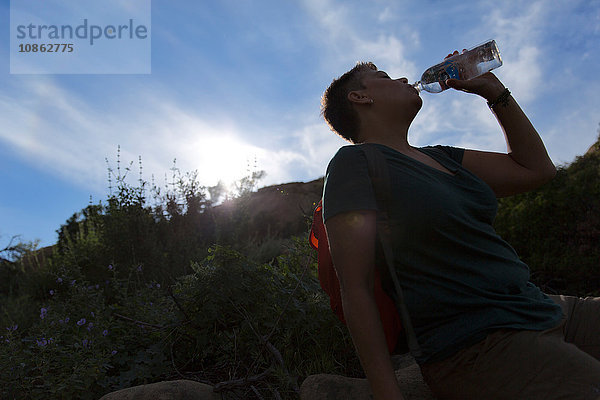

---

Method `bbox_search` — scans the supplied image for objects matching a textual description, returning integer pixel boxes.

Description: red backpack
[309,199,404,354]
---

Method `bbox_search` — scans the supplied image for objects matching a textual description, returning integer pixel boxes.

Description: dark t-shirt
[322,143,563,364]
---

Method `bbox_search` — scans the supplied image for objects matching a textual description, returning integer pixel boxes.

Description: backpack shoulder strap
[360,143,422,358]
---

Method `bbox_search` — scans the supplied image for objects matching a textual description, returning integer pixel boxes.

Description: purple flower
[156,283,160,288]
[40,308,48,319]
[36,338,48,347]
[82,339,89,348]
[65,317,70,323]
[102,330,108,336]
[49,290,55,296]
[136,265,142,272]
[90,311,95,317]
[108,264,113,271]
[111,350,118,355]
[87,323,94,331]
[6,325,18,332]
[77,318,86,326]
[56,278,63,283]
[71,280,76,286]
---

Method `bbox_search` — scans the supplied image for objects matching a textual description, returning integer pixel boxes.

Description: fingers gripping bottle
[413,40,503,93]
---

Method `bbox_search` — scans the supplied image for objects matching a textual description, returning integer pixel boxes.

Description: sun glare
[191,135,263,189]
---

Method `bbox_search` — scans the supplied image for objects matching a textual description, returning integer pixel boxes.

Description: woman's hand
[446,72,506,103]
[443,49,506,101]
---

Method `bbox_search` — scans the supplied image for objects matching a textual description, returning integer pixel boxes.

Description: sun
[190,134,264,189]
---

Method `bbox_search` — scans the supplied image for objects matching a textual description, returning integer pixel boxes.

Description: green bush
[0,239,358,399]
[495,148,600,296]
[168,243,358,398]
[0,263,174,399]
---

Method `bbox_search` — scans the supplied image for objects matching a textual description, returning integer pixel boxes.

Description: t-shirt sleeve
[434,145,465,164]
[322,146,377,222]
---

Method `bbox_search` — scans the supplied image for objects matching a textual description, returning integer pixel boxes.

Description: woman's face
[359,69,422,115]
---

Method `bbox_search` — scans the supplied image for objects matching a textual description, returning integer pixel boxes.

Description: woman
[320,59,600,399]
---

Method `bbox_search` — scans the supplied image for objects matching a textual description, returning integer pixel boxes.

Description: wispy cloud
[0,77,271,193]
[301,0,419,76]
[0,77,113,188]
[482,1,547,102]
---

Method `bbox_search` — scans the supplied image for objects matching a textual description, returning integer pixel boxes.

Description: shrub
[168,243,359,398]
[0,240,358,399]
[495,148,600,296]
[0,260,180,399]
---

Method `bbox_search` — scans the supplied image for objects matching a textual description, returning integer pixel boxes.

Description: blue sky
[1,0,599,248]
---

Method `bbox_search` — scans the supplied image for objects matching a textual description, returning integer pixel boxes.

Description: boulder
[300,355,435,400]
[98,380,222,400]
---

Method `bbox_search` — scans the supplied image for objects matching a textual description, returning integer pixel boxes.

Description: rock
[299,355,436,400]
[98,380,222,400]
[300,374,373,399]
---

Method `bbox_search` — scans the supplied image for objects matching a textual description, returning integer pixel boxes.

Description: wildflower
[95,284,100,290]
[108,264,113,271]
[111,350,118,355]
[71,280,76,286]
[65,317,70,323]
[136,265,142,272]
[56,277,63,283]
[102,329,108,336]
[40,308,48,319]
[82,339,89,348]
[6,325,18,332]
[36,338,48,347]
[77,318,86,326]
[49,290,55,296]
[87,322,94,331]
[156,283,160,289]
[91,311,95,317]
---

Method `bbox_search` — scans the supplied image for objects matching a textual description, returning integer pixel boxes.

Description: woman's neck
[359,124,414,153]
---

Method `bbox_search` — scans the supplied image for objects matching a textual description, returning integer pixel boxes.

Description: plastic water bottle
[413,40,503,93]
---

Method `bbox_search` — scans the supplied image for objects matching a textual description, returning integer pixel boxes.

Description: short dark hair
[321,62,377,143]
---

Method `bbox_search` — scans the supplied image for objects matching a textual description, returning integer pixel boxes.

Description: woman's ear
[348,91,373,105]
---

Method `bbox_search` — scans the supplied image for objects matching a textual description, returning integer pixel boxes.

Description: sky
[1,0,599,248]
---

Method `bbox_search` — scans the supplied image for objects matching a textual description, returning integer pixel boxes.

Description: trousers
[420,295,600,400]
